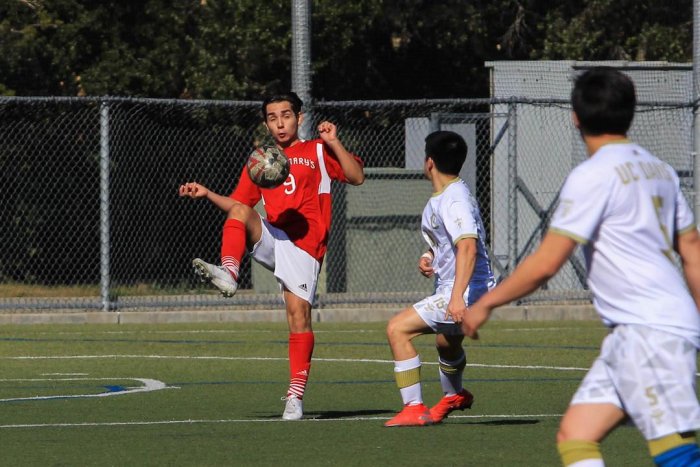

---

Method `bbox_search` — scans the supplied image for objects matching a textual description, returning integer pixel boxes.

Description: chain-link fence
[0,95,694,311]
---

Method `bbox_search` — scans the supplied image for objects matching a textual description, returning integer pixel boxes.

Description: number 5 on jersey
[651,196,673,260]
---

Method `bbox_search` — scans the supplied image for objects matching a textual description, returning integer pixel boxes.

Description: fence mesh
[0,94,695,311]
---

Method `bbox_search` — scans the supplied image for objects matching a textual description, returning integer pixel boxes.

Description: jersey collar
[432,177,461,197]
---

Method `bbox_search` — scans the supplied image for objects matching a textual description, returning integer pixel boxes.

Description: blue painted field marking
[0,377,171,402]
[104,385,127,392]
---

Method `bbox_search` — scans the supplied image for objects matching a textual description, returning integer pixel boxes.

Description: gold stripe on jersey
[453,234,477,246]
[678,223,698,236]
[431,177,461,197]
[549,227,588,245]
[602,138,630,146]
[648,432,697,457]
[394,366,421,389]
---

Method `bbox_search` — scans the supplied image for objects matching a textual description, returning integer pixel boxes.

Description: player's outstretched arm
[677,228,700,312]
[463,231,576,338]
[178,182,235,213]
[317,121,364,185]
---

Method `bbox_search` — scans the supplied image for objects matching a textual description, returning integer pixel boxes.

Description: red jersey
[231,139,362,261]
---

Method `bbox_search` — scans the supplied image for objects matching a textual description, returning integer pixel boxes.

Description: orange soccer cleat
[384,403,433,427]
[429,389,474,423]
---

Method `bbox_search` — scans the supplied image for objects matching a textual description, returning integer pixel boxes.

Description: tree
[0,0,293,98]
[0,0,694,99]
[0,0,86,95]
[534,0,692,61]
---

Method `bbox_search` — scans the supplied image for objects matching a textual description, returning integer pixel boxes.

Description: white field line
[41,373,88,376]
[36,328,592,336]
[41,329,378,335]
[6,354,697,376]
[0,378,169,402]
[0,413,563,429]
[498,327,600,332]
[0,354,590,371]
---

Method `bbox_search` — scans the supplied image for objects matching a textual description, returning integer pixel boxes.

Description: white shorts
[250,218,320,304]
[570,324,700,440]
[413,282,491,336]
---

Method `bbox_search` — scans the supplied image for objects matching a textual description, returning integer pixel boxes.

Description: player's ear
[297,112,304,126]
[423,157,435,179]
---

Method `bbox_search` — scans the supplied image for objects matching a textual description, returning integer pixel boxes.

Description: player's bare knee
[557,419,584,443]
[285,300,312,332]
[556,428,570,443]
[227,201,253,222]
[386,316,406,344]
[385,318,397,341]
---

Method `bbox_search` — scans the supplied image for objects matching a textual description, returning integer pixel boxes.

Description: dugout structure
[486,60,693,302]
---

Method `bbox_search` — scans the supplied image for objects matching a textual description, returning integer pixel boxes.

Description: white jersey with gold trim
[421,178,495,289]
[550,141,700,347]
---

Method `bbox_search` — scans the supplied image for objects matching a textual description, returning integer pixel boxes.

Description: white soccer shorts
[413,282,491,335]
[570,324,700,440]
[250,217,320,304]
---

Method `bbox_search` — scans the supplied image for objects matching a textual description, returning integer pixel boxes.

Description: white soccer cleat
[282,395,303,421]
[192,258,238,297]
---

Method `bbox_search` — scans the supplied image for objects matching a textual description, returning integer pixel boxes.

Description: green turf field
[0,319,675,466]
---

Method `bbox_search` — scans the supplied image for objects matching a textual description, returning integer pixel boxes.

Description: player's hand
[446,297,467,324]
[317,121,338,143]
[462,302,492,340]
[418,254,434,278]
[178,182,209,199]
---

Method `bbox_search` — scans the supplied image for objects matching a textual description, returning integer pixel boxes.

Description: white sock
[394,355,422,406]
[568,460,605,467]
[438,353,466,396]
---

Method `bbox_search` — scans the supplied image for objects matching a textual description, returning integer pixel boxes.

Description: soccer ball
[246,145,290,189]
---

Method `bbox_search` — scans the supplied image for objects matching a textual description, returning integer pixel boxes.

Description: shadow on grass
[450,419,541,426]
[255,409,393,420]
[309,409,393,419]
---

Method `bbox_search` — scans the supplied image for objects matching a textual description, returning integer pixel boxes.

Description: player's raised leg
[384,307,433,427]
[429,333,473,423]
[193,202,262,297]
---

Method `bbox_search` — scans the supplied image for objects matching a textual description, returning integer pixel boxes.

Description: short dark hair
[261,92,303,119]
[425,131,467,175]
[571,67,636,136]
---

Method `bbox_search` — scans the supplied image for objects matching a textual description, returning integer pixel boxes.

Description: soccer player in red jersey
[179,92,364,420]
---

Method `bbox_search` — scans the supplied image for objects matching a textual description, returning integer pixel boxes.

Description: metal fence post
[291,0,313,139]
[693,0,700,219]
[99,100,112,312]
[429,112,441,132]
[507,102,518,274]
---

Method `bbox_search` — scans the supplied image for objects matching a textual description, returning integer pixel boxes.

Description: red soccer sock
[220,218,246,281]
[287,332,315,399]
